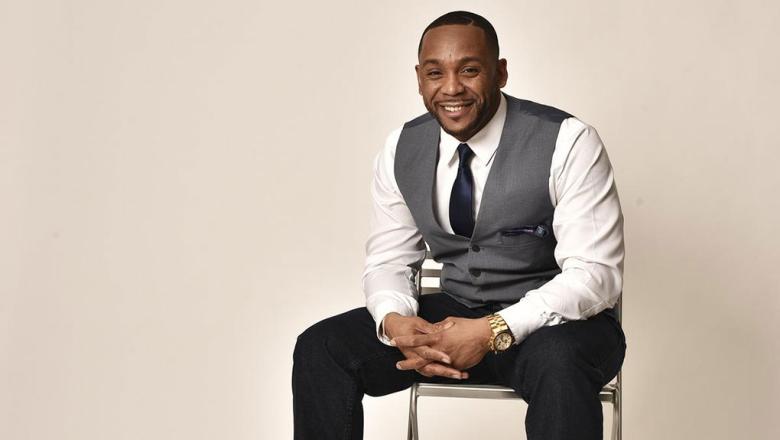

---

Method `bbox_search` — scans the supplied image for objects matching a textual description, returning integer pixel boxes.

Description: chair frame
[406,250,622,440]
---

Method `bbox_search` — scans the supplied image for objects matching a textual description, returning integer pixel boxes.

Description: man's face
[416,24,508,142]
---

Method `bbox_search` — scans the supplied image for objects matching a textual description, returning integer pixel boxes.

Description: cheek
[469,80,491,97]
[425,84,441,97]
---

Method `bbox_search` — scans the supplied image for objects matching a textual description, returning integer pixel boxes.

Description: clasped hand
[382,313,492,380]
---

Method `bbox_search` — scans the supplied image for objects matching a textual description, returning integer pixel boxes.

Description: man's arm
[497,118,625,345]
[362,127,427,345]
[362,127,468,379]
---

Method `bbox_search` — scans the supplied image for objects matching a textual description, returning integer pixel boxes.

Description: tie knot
[457,143,474,163]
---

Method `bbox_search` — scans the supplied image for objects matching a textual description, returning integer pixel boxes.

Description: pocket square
[500,224,550,238]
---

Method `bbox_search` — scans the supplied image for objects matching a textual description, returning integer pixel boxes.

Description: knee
[293,318,335,363]
[293,309,364,366]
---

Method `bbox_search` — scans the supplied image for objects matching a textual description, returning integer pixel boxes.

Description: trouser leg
[493,308,626,440]
[292,292,487,440]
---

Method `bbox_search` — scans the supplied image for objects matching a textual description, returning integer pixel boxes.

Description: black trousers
[292,292,626,440]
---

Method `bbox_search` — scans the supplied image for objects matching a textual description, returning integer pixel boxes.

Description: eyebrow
[421,56,484,66]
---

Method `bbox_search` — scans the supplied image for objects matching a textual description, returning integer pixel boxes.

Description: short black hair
[417,11,499,59]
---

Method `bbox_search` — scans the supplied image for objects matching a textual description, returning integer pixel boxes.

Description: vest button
[471,244,480,252]
[469,268,482,277]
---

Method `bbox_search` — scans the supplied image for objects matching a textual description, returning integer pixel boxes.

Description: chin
[434,116,473,137]
[443,123,477,140]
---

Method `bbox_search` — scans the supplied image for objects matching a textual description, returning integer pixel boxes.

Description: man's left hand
[392,316,493,372]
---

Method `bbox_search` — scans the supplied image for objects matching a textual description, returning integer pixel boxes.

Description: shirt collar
[439,92,507,167]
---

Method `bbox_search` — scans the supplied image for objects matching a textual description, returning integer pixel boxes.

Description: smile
[440,102,473,117]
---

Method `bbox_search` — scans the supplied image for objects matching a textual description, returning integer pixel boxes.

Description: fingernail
[389,339,396,346]
[396,362,402,369]
[444,321,454,329]
[451,374,461,379]
[442,356,451,364]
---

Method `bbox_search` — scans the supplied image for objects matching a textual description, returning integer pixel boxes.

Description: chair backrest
[416,249,443,295]
[415,247,622,324]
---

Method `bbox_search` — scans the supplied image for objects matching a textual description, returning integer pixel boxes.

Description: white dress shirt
[362,93,624,346]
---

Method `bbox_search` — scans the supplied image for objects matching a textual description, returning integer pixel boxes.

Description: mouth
[438,101,474,119]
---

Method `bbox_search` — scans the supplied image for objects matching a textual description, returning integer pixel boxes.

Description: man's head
[416,11,508,142]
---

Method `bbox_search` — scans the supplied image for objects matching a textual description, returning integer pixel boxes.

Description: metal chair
[407,250,622,440]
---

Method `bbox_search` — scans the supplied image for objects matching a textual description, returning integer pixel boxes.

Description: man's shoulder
[503,93,574,124]
[402,111,436,129]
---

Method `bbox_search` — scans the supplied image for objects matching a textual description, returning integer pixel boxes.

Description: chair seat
[415,382,618,403]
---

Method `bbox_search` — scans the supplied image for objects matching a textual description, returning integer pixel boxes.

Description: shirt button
[469,268,482,277]
[471,244,480,252]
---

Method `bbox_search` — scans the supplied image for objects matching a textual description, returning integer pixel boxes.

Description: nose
[442,72,465,96]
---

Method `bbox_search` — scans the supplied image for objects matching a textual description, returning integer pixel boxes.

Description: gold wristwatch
[486,313,515,353]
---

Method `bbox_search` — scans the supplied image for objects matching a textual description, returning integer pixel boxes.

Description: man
[293,10,626,440]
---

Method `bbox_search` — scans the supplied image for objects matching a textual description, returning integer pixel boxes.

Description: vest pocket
[496,225,551,247]
[497,233,544,248]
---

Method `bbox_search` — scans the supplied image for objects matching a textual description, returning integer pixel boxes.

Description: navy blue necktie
[449,143,475,237]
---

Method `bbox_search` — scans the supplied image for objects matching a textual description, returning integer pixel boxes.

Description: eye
[426,70,442,78]
[462,67,480,75]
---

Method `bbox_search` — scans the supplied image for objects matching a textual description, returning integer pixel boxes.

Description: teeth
[444,105,464,112]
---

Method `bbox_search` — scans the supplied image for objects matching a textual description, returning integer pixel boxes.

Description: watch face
[496,332,513,351]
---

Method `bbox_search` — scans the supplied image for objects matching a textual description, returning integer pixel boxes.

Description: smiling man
[293,11,627,440]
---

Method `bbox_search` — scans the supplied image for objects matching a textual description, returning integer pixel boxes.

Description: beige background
[2,0,779,439]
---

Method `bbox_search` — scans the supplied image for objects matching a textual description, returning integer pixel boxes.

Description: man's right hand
[382,313,469,380]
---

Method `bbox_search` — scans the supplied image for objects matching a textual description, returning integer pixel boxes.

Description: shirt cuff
[366,291,419,345]
[496,299,567,345]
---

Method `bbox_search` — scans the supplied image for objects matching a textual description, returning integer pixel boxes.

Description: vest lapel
[472,95,526,241]
[395,119,447,235]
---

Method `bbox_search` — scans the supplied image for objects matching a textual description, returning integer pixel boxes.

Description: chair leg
[616,386,622,440]
[612,386,621,440]
[610,389,617,440]
[407,383,419,440]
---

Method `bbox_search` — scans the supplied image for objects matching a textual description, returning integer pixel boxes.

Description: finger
[418,362,467,380]
[396,357,430,370]
[391,333,440,348]
[412,345,451,364]
[433,316,456,325]
[397,347,447,367]
[415,319,454,334]
[415,368,434,378]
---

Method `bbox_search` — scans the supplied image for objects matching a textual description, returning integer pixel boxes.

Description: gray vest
[394,93,572,308]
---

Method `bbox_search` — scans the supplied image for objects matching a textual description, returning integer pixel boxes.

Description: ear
[415,64,423,95]
[497,58,508,88]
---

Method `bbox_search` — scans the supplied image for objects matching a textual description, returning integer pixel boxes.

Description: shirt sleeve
[497,118,625,345]
[362,127,427,345]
